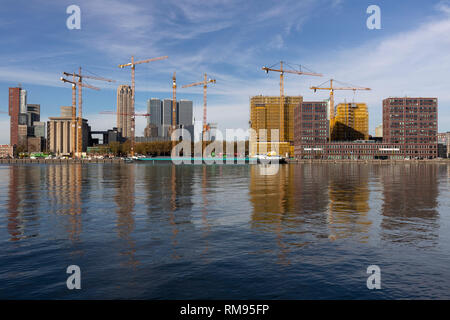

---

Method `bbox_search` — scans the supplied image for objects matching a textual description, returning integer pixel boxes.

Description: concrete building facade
[47,107,91,155]
[117,85,132,138]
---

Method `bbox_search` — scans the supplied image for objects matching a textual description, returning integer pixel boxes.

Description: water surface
[1,163,449,299]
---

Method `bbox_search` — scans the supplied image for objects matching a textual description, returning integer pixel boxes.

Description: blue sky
[1,0,450,143]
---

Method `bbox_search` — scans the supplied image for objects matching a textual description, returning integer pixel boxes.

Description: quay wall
[0,158,125,164]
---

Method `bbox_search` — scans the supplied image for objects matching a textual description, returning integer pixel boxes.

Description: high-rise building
[178,100,193,126]
[8,87,21,146]
[18,90,28,127]
[148,98,162,126]
[117,85,132,138]
[146,98,194,139]
[331,103,369,141]
[249,95,302,157]
[294,101,329,145]
[26,104,40,127]
[383,97,437,144]
[47,107,92,155]
[20,90,27,114]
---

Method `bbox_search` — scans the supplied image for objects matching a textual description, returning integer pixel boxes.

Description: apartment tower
[117,85,132,138]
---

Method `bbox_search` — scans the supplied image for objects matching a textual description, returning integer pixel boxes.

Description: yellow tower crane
[118,55,168,156]
[63,68,115,157]
[262,61,322,142]
[181,74,216,141]
[310,78,371,140]
[60,75,100,157]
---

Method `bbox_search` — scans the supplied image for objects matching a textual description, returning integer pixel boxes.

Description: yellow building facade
[331,103,369,141]
[250,95,302,157]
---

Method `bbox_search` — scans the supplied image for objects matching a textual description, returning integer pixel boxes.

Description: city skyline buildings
[147,97,194,139]
[1,1,450,145]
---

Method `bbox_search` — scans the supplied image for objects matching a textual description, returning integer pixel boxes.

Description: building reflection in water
[201,165,211,259]
[380,164,439,247]
[249,165,295,265]
[142,164,195,260]
[7,166,42,241]
[249,163,373,262]
[46,164,82,242]
[327,164,371,242]
[114,164,139,268]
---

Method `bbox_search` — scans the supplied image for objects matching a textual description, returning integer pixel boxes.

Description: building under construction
[249,95,302,157]
[331,103,369,141]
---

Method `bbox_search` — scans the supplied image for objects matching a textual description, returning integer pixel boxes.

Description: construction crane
[60,75,100,157]
[310,78,371,120]
[172,72,177,130]
[262,61,322,142]
[182,73,216,141]
[118,55,168,156]
[63,68,115,157]
[310,79,371,141]
[99,111,150,117]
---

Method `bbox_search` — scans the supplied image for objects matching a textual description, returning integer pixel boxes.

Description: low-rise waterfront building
[295,141,438,160]
[0,145,14,158]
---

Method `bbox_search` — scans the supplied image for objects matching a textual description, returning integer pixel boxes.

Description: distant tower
[117,85,132,138]
[8,87,21,147]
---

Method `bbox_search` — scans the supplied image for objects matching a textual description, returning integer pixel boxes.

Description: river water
[1,163,450,299]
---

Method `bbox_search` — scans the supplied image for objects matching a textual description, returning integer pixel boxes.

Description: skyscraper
[26,104,40,127]
[146,98,194,139]
[117,85,132,138]
[8,87,21,147]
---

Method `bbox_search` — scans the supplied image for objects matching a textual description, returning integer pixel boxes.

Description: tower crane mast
[182,74,216,141]
[262,61,322,142]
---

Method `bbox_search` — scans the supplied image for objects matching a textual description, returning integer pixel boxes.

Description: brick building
[8,87,21,147]
[294,101,329,145]
[383,97,437,144]
[294,97,438,160]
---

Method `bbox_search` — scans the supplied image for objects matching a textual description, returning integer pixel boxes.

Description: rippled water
[1,163,450,299]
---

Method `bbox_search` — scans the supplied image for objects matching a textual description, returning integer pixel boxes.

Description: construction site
[249,62,374,158]
[6,56,440,161]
